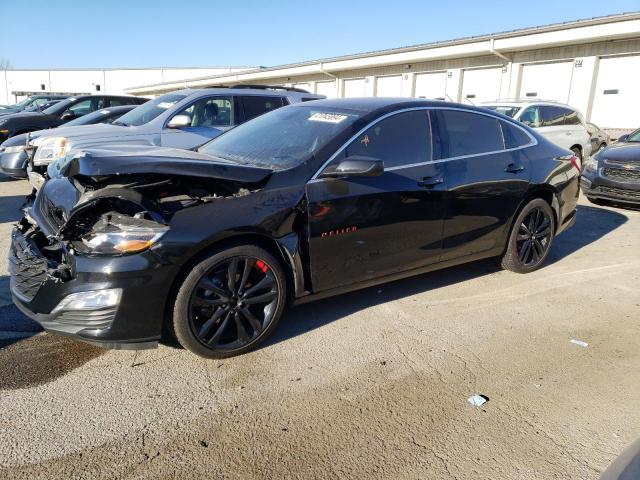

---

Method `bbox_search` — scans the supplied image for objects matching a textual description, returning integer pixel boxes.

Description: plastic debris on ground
[570,339,589,348]
[467,394,489,407]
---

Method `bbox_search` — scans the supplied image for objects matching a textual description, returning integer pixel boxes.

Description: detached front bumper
[8,225,179,350]
[581,166,640,205]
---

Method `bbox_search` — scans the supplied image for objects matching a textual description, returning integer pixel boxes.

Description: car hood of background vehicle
[0,111,48,123]
[53,145,273,184]
[599,143,640,164]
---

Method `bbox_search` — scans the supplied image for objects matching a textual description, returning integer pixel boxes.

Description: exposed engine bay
[15,171,265,287]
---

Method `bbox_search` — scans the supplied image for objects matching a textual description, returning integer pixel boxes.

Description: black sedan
[0,94,147,143]
[9,98,580,358]
[0,105,140,178]
[581,128,640,206]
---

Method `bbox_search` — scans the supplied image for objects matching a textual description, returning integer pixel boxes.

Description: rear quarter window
[501,121,532,149]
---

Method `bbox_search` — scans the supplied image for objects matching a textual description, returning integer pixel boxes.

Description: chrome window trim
[309,106,537,181]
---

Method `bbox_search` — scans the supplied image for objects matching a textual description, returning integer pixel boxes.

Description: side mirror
[617,134,629,143]
[60,111,76,121]
[166,114,191,129]
[320,156,384,178]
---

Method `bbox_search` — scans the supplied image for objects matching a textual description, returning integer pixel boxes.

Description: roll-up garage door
[376,75,403,96]
[461,67,503,104]
[519,61,573,103]
[316,80,337,98]
[590,55,640,129]
[343,78,367,97]
[414,72,447,100]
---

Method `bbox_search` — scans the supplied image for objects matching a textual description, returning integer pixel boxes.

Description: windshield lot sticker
[157,102,175,109]
[309,112,348,124]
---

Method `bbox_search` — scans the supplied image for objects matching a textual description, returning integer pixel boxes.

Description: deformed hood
[49,146,273,184]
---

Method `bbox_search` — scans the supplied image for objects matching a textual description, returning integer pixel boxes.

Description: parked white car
[482,100,591,162]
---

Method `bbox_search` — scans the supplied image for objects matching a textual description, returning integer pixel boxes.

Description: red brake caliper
[254,260,269,274]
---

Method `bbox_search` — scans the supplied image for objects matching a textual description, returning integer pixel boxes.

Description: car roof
[172,88,324,99]
[482,99,575,108]
[289,96,494,114]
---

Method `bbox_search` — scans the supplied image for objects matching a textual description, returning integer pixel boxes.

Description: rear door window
[241,96,286,121]
[564,109,582,125]
[344,110,431,169]
[539,106,567,127]
[432,110,503,159]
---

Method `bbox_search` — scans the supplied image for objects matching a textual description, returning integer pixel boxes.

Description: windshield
[43,98,76,115]
[64,109,109,126]
[113,93,186,126]
[626,129,640,142]
[484,105,521,118]
[199,105,361,170]
[12,97,34,110]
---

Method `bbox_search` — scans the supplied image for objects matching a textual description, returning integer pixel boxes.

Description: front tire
[172,244,287,359]
[500,199,555,273]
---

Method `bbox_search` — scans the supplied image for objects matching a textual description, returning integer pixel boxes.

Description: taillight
[570,155,581,172]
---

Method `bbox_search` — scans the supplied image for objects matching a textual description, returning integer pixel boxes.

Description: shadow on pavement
[547,204,628,264]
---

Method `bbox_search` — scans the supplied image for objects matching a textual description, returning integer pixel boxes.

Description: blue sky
[0,0,638,69]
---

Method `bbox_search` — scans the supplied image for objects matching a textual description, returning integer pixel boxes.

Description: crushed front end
[9,200,174,349]
[8,149,272,349]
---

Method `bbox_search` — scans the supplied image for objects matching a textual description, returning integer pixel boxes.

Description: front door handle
[418,175,444,187]
[505,163,525,174]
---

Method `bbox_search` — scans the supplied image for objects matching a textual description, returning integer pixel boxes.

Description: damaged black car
[9,98,580,358]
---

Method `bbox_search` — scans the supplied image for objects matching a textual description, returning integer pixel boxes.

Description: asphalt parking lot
[0,175,639,480]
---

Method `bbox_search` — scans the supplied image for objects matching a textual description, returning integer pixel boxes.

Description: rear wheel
[500,199,555,273]
[172,245,287,358]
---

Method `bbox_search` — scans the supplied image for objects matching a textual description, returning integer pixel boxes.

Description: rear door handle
[505,163,525,174]
[418,175,444,187]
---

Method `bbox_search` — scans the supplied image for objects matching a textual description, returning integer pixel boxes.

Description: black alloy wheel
[172,245,287,358]
[515,207,553,267]
[500,198,555,273]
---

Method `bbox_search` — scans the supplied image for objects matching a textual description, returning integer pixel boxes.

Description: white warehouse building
[125,12,640,133]
[0,66,253,105]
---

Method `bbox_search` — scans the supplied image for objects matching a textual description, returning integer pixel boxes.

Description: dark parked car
[0,105,141,178]
[0,94,69,116]
[0,95,147,143]
[586,122,610,154]
[9,98,579,358]
[581,128,640,206]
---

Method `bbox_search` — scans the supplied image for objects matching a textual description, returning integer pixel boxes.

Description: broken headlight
[33,137,69,166]
[80,222,169,255]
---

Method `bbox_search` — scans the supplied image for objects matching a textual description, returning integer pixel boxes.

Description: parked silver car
[16,86,324,187]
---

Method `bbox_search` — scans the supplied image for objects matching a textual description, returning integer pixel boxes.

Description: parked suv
[0,95,148,143]
[20,86,324,186]
[483,100,591,161]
